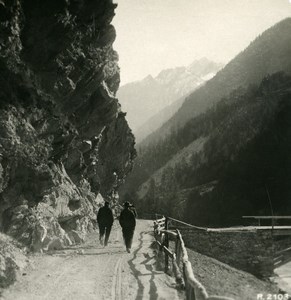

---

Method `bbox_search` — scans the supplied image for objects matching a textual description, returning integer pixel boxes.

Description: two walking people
[96,201,136,252]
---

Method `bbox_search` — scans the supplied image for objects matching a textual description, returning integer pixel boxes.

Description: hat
[124,201,130,207]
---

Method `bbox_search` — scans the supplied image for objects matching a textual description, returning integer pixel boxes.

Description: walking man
[97,201,114,247]
[119,201,136,253]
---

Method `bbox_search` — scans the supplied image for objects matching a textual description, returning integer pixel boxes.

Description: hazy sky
[112,0,291,85]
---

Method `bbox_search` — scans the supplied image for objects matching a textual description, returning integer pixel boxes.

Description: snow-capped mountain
[117,58,223,141]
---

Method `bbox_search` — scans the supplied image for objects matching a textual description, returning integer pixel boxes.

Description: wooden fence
[153,216,234,300]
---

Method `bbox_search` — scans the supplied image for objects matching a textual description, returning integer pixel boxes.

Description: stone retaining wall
[170,222,274,278]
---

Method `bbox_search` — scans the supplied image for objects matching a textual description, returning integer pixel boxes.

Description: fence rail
[153,216,234,300]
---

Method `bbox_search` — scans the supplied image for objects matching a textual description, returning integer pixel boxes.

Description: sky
[112,0,291,85]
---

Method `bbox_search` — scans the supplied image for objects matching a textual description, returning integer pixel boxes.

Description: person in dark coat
[119,201,136,253]
[97,201,114,247]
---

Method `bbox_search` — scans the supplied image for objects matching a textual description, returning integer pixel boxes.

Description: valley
[0,1,290,299]
[120,18,291,229]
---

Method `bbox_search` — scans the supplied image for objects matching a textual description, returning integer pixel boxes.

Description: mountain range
[117,58,223,142]
[140,18,291,148]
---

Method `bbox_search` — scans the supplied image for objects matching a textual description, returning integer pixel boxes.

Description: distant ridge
[141,17,291,147]
[117,58,223,140]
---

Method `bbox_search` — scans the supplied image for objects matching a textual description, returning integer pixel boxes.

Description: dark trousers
[98,224,112,246]
[122,227,135,249]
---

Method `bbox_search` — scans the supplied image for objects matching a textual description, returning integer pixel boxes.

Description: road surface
[274,262,291,295]
[1,220,181,300]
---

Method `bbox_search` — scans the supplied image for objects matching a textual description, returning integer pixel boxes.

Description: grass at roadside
[187,247,279,300]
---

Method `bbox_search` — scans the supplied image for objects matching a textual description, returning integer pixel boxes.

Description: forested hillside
[121,72,291,226]
[119,18,291,227]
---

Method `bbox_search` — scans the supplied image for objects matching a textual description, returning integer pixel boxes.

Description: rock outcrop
[0,0,135,251]
[0,233,27,289]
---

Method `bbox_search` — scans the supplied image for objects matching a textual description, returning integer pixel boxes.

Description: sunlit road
[274,262,291,294]
[2,220,181,300]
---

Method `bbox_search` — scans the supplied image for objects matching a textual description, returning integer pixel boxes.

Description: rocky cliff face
[0,0,135,251]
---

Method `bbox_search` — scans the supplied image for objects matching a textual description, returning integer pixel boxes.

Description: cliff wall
[0,0,135,251]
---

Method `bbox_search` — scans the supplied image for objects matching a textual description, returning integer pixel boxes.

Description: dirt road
[1,220,181,300]
[274,262,291,295]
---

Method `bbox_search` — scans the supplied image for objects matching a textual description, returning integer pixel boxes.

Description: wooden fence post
[183,264,196,300]
[176,238,181,266]
[164,217,169,273]
[183,264,195,300]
